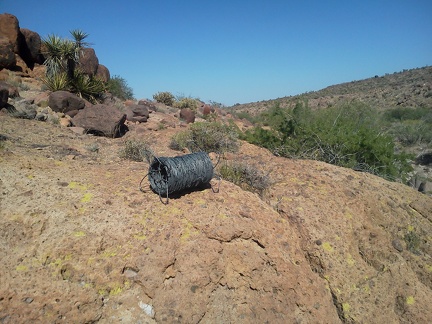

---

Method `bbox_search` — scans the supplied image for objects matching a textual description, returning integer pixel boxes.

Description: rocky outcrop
[0,13,20,53]
[72,104,128,137]
[1,108,432,323]
[180,107,195,123]
[125,104,150,123]
[0,35,16,69]
[0,13,43,72]
[20,28,43,67]
[0,81,19,98]
[138,99,157,112]
[95,64,110,82]
[48,91,85,114]
[78,48,99,77]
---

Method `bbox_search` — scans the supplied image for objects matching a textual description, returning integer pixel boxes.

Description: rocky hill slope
[1,104,432,322]
[229,66,432,115]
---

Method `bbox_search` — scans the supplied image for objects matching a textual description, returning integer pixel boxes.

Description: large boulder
[180,107,195,123]
[72,104,128,138]
[48,91,85,114]
[0,13,20,53]
[138,99,157,112]
[125,104,150,123]
[95,64,110,82]
[78,48,99,77]
[20,28,43,67]
[0,35,16,69]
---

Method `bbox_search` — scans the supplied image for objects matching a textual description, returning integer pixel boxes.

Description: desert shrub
[382,107,432,146]
[170,122,239,153]
[242,101,413,182]
[169,130,192,151]
[404,230,421,254]
[234,111,256,123]
[153,91,175,106]
[106,75,134,100]
[174,97,200,111]
[219,162,271,196]
[382,106,431,122]
[119,140,150,162]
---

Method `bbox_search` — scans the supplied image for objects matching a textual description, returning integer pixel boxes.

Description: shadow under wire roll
[148,152,214,196]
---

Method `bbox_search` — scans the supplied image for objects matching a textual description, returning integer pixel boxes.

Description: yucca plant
[70,29,91,48]
[69,70,105,103]
[42,34,79,79]
[42,72,69,91]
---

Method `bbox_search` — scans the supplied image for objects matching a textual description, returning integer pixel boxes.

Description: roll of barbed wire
[148,152,214,197]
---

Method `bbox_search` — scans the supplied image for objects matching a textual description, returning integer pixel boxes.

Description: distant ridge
[229,66,432,115]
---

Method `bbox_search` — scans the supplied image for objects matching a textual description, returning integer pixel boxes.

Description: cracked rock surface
[1,115,431,323]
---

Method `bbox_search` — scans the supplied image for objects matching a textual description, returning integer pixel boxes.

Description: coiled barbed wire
[140,151,219,204]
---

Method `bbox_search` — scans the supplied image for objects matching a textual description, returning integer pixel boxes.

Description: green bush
[106,75,134,100]
[169,122,239,153]
[382,107,432,146]
[242,101,413,182]
[174,97,200,111]
[153,91,175,106]
[219,162,271,196]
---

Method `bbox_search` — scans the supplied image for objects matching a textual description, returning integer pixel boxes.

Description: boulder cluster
[0,13,226,138]
[0,13,109,81]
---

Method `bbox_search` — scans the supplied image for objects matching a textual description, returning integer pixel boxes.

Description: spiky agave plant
[69,70,105,103]
[42,72,69,91]
[70,29,91,48]
[42,34,79,80]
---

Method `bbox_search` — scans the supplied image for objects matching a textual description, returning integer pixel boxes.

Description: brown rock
[48,91,85,113]
[0,13,20,53]
[0,87,8,108]
[0,35,16,69]
[180,107,195,123]
[125,104,149,123]
[78,48,99,77]
[138,99,157,112]
[72,104,128,137]
[201,103,214,115]
[0,81,19,98]
[95,64,110,82]
[19,28,43,67]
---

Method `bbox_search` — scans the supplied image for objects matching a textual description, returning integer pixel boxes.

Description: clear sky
[2,0,431,106]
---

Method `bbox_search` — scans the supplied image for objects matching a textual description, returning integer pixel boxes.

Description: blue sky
[2,0,431,106]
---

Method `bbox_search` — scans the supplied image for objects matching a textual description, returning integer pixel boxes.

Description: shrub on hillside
[119,140,151,162]
[170,122,239,153]
[106,75,134,100]
[382,106,432,146]
[174,97,200,111]
[153,91,175,106]
[242,101,413,182]
[219,162,271,197]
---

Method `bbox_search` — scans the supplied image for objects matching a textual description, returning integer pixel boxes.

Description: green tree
[106,75,134,100]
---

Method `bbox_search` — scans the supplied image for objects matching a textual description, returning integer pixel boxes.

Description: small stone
[23,297,33,304]
[315,240,322,246]
[392,239,404,252]
[138,301,155,318]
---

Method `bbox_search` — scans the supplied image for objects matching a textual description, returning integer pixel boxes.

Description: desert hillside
[229,66,432,115]
[1,109,431,322]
